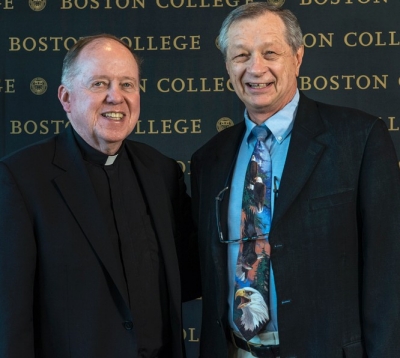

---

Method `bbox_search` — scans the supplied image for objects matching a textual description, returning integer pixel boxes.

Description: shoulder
[297,92,383,138]
[318,101,376,122]
[125,140,174,163]
[124,140,187,196]
[192,121,245,161]
[0,136,60,195]
[301,92,378,126]
[1,135,57,168]
[124,140,181,175]
[318,100,385,140]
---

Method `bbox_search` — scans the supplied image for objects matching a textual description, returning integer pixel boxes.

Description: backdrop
[1,0,399,356]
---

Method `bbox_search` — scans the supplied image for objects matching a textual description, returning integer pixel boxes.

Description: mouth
[102,112,124,120]
[238,296,250,309]
[246,82,274,89]
[235,288,251,309]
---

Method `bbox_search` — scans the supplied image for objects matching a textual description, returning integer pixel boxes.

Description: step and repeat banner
[1,0,398,356]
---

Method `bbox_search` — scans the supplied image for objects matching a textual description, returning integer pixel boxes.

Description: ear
[294,45,304,77]
[58,85,71,113]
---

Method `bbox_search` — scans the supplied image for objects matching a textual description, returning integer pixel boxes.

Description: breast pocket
[342,340,367,358]
[309,189,354,211]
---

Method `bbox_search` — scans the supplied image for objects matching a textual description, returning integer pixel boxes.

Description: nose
[247,53,267,76]
[106,83,124,104]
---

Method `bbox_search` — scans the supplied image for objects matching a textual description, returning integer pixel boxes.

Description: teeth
[103,112,123,119]
[248,83,268,88]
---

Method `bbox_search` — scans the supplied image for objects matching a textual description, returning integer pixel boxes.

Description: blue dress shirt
[227,90,299,342]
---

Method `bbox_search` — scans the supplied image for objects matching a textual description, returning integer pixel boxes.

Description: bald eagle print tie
[234,125,271,341]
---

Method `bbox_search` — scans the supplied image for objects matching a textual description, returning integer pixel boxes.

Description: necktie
[234,125,272,341]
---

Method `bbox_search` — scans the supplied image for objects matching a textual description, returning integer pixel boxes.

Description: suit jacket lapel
[52,127,130,304]
[203,122,246,314]
[272,93,326,227]
[215,123,246,249]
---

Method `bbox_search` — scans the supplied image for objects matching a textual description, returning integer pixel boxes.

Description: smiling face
[225,12,304,124]
[58,38,140,155]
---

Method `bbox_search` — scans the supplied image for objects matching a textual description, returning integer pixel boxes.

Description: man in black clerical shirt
[0,34,200,358]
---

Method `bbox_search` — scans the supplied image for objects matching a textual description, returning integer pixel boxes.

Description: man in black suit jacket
[0,34,200,358]
[191,3,400,358]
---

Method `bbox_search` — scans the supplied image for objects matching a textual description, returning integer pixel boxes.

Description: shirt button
[216,320,221,326]
[123,321,133,330]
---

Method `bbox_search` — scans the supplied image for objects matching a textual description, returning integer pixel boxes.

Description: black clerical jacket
[0,126,200,358]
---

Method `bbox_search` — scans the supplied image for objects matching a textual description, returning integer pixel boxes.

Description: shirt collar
[72,128,123,166]
[244,89,299,145]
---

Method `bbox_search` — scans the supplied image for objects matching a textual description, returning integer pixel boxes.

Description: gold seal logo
[30,78,48,95]
[216,117,234,132]
[267,0,285,7]
[29,0,47,11]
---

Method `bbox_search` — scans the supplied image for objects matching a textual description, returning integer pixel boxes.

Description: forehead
[75,39,138,74]
[227,12,288,49]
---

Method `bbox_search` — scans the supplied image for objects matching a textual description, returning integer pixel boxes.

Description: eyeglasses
[215,186,269,244]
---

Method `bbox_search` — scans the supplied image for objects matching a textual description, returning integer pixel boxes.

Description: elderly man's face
[58,39,140,154]
[225,12,304,124]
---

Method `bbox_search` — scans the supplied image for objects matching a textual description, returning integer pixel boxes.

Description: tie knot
[251,126,269,141]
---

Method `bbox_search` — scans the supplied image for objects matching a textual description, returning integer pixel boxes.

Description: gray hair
[217,3,303,60]
[61,34,142,89]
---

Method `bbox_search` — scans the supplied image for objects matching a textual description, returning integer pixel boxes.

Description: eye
[89,80,108,92]
[121,81,137,92]
[90,81,109,90]
[232,53,249,62]
[264,51,279,60]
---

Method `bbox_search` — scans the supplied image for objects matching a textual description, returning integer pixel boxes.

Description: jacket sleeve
[358,119,400,357]
[0,162,36,358]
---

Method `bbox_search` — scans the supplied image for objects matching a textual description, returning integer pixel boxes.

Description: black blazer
[0,126,199,358]
[191,93,400,358]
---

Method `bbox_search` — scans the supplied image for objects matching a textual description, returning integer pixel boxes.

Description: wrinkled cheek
[232,77,244,93]
[91,117,103,133]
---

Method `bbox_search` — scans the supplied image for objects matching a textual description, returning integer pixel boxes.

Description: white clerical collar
[104,154,119,166]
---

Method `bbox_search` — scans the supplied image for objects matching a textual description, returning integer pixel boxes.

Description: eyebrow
[230,41,281,50]
[87,75,137,82]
